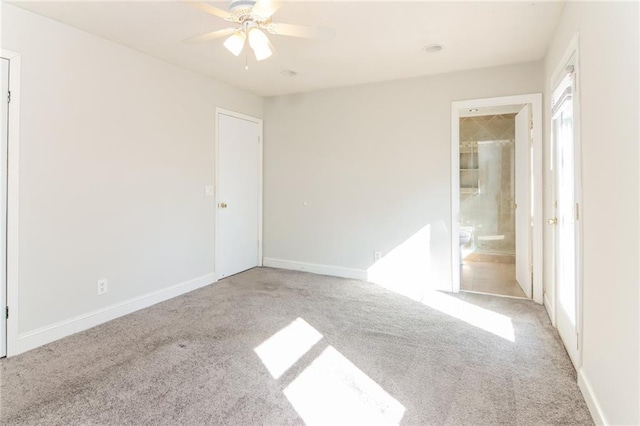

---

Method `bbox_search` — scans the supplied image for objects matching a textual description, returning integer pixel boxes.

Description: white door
[551,57,580,367]
[515,104,532,298]
[216,112,261,280]
[1,58,8,357]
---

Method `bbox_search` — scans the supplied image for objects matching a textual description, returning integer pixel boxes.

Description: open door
[515,105,532,298]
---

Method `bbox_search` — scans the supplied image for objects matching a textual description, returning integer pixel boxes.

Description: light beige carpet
[1,267,592,425]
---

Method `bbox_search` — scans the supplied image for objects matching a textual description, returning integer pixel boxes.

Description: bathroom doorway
[459,109,525,297]
[451,94,543,303]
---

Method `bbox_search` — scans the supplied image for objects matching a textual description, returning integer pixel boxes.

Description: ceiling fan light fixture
[184,1,336,65]
[248,28,273,61]
[223,31,246,56]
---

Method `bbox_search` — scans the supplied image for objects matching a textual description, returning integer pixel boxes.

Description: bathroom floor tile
[461,260,526,298]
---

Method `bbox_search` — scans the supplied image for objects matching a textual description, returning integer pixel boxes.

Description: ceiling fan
[183,0,335,63]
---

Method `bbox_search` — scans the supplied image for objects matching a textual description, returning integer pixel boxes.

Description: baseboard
[8,273,216,357]
[543,292,555,326]
[439,281,454,292]
[578,368,607,425]
[263,258,367,281]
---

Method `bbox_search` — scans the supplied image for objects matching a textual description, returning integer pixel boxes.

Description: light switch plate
[204,185,214,196]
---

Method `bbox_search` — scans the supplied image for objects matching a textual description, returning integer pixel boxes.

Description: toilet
[459,227,473,266]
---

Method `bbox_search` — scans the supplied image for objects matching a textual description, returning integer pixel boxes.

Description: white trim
[214,108,263,281]
[531,95,544,305]
[9,273,216,357]
[578,369,607,425]
[1,49,20,358]
[551,34,580,91]
[572,38,584,367]
[263,258,367,281]
[543,292,556,326]
[451,93,543,305]
[451,108,461,292]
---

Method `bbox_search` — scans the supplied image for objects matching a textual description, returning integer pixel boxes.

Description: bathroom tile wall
[460,114,516,256]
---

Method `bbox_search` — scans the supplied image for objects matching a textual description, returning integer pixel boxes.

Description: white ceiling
[10,1,564,97]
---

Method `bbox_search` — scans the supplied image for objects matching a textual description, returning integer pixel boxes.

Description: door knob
[547,218,557,225]
[219,202,228,209]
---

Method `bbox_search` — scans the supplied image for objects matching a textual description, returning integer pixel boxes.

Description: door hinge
[576,203,580,220]
[529,121,534,140]
[5,306,8,319]
[7,90,10,104]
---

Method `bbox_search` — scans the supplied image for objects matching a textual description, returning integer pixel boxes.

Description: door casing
[1,57,8,358]
[451,94,543,304]
[515,104,533,298]
[1,49,21,358]
[214,107,263,280]
[548,34,583,368]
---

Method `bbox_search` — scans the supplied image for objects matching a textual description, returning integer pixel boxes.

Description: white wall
[1,4,262,350]
[264,62,542,290]
[543,2,639,424]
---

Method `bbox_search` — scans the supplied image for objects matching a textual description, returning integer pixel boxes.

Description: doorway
[458,107,529,297]
[215,109,263,280]
[549,45,582,368]
[451,94,543,303]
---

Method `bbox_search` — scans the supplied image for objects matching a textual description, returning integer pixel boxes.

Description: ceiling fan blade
[266,22,335,41]
[183,1,235,21]
[182,28,237,44]
[251,0,281,19]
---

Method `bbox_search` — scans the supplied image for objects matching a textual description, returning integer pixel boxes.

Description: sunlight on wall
[254,318,323,379]
[283,346,406,425]
[421,290,515,342]
[365,224,514,342]
[367,225,432,301]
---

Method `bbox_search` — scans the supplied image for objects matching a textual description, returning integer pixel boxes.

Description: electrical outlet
[374,251,382,262]
[97,279,108,295]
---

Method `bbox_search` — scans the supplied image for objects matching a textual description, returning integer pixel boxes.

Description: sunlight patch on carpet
[254,317,323,379]
[283,346,405,425]
[421,290,515,342]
